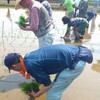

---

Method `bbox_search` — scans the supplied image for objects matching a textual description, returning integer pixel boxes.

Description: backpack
[77,46,93,63]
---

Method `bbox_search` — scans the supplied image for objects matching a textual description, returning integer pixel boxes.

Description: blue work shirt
[24,44,93,86]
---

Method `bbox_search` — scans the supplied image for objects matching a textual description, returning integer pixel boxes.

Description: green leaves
[19,15,26,22]
[16,15,27,27]
[19,82,40,94]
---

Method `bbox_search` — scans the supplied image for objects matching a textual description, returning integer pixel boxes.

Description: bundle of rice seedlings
[19,81,40,94]
[16,15,27,27]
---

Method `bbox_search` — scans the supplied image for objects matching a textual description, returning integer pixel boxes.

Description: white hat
[15,0,22,10]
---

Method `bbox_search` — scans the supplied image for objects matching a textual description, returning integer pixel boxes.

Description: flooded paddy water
[0,7,100,100]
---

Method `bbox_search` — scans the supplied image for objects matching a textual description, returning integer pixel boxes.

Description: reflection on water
[89,17,96,33]
[92,60,100,73]
[92,47,100,54]
[6,8,12,21]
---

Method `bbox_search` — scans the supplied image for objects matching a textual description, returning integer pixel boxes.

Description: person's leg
[77,22,89,35]
[46,61,86,100]
[93,5,98,17]
[73,28,82,42]
[77,22,92,39]
[38,31,53,48]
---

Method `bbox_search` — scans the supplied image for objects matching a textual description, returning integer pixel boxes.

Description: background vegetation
[0,0,100,12]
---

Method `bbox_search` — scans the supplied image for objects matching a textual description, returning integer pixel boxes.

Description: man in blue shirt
[4,44,93,100]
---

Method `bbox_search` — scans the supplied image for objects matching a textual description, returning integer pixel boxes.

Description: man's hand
[28,89,36,98]
[19,24,26,30]
[28,84,52,98]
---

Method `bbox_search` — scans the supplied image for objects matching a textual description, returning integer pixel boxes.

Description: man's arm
[59,0,68,9]
[19,8,39,32]
[19,25,34,31]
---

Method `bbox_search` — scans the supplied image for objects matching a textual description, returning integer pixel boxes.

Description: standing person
[15,0,54,48]
[60,0,75,18]
[4,44,93,100]
[93,0,99,17]
[60,0,75,39]
[62,16,89,42]
[78,0,88,18]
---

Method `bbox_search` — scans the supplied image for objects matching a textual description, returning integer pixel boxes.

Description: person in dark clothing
[78,0,88,18]
[4,44,93,100]
[62,16,89,42]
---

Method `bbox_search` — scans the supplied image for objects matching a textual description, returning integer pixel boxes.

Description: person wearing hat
[4,44,93,100]
[62,16,89,42]
[15,0,54,48]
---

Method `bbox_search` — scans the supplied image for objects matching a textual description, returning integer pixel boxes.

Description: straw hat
[15,0,22,10]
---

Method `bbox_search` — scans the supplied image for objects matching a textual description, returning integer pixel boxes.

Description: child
[62,16,89,42]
